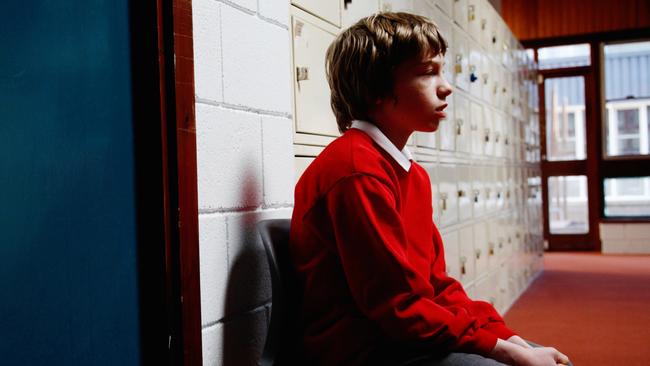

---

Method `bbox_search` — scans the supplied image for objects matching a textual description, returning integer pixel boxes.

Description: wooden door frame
[524,29,650,251]
[538,66,597,250]
[130,0,202,364]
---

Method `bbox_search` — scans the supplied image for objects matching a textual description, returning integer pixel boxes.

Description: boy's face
[375,51,452,135]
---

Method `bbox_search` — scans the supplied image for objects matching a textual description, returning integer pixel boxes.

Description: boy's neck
[372,120,412,151]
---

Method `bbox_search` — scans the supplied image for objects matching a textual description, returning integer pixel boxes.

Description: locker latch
[489,242,495,255]
[296,67,309,82]
[481,19,487,30]
[482,73,489,85]
[473,189,480,203]
[458,189,466,198]
[475,248,482,260]
[440,192,448,211]
[484,128,490,142]
[460,256,467,275]
[454,54,463,74]
[468,5,475,21]
[456,119,463,135]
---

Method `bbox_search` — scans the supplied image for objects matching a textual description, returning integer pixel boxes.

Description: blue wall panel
[0,1,141,364]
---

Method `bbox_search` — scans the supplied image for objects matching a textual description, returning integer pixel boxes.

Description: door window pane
[604,177,650,217]
[548,176,589,234]
[603,41,650,158]
[545,77,586,161]
[538,44,590,70]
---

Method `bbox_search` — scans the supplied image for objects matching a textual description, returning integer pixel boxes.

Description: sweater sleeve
[428,226,517,341]
[324,174,498,356]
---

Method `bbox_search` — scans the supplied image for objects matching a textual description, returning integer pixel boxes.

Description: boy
[289,12,570,366]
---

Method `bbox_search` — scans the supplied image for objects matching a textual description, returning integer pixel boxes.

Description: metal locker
[466,0,481,41]
[380,0,414,12]
[295,156,314,183]
[435,0,453,16]
[442,230,461,280]
[483,107,494,156]
[458,226,476,284]
[341,0,379,28]
[471,164,486,217]
[454,92,471,153]
[292,12,340,137]
[468,39,482,99]
[437,164,459,228]
[452,25,469,91]
[452,0,468,30]
[473,221,488,277]
[457,165,473,222]
[469,101,484,155]
[480,0,494,51]
[292,0,342,27]
[424,163,441,224]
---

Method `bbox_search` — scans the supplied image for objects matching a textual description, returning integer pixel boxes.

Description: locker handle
[482,74,489,85]
[484,128,490,142]
[456,119,463,135]
[475,249,482,259]
[481,19,487,30]
[458,189,466,198]
[488,243,495,255]
[460,256,467,275]
[296,67,309,81]
[468,5,475,21]
[440,192,448,211]
[473,189,480,202]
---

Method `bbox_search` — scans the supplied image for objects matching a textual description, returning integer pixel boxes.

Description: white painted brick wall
[600,223,650,254]
[193,1,294,363]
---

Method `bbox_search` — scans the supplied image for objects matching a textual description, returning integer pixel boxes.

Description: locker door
[424,164,441,225]
[341,0,379,28]
[473,221,488,278]
[495,165,506,210]
[468,39,482,99]
[292,0,342,27]
[486,218,499,270]
[454,93,471,153]
[435,0,453,16]
[481,52,491,102]
[437,164,459,227]
[483,107,494,156]
[452,25,469,92]
[457,165,473,222]
[442,230,461,280]
[480,0,493,50]
[428,6,454,79]
[380,0,414,12]
[493,111,504,158]
[484,165,497,213]
[438,96,457,152]
[292,13,339,137]
[472,165,486,217]
[458,226,476,284]
[470,101,484,155]
[452,0,468,30]
[466,0,481,41]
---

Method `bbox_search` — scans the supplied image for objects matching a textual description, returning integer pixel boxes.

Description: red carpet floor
[503,252,650,366]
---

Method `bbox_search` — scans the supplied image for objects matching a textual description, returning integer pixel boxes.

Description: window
[548,176,589,234]
[603,40,650,158]
[545,77,586,161]
[604,177,650,217]
[538,44,590,70]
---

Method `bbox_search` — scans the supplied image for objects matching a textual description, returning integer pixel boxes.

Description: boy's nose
[438,78,453,98]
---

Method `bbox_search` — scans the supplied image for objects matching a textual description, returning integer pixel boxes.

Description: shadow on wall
[223,163,272,365]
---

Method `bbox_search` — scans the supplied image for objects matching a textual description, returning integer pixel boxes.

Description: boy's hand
[513,347,570,366]
[507,335,533,349]
[490,339,570,366]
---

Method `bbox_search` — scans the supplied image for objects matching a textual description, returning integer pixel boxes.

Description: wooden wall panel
[501,0,650,41]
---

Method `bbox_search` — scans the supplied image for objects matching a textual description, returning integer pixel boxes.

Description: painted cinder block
[624,223,650,240]
[193,0,223,103]
[221,5,291,113]
[199,214,229,326]
[262,115,295,206]
[202,323,224,366]
[259,0,290,26]
[226,0,257,13]
[221,308,268,366]
[196,104,263,210]
[599,223,625,240]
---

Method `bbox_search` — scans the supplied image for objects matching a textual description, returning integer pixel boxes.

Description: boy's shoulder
[296,129,400,197]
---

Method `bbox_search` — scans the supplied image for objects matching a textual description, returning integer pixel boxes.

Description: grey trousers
[394,341,573,366]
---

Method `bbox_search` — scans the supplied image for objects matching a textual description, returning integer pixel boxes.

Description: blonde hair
[325,12,447,133]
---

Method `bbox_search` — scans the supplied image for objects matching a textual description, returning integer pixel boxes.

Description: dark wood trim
[601,218,650,223]
[540,160,588,176]
[601,160,650,177]
[546,234,594,251]
[586,42,603,251]
[129,0,176,363]
[539,66,591,78]
[521,28,650,48]
[171,1,202,365]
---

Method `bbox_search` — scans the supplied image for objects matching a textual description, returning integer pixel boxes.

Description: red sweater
[290,128,515,365]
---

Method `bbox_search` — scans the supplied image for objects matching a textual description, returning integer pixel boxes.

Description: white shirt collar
[351,120,413,172]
